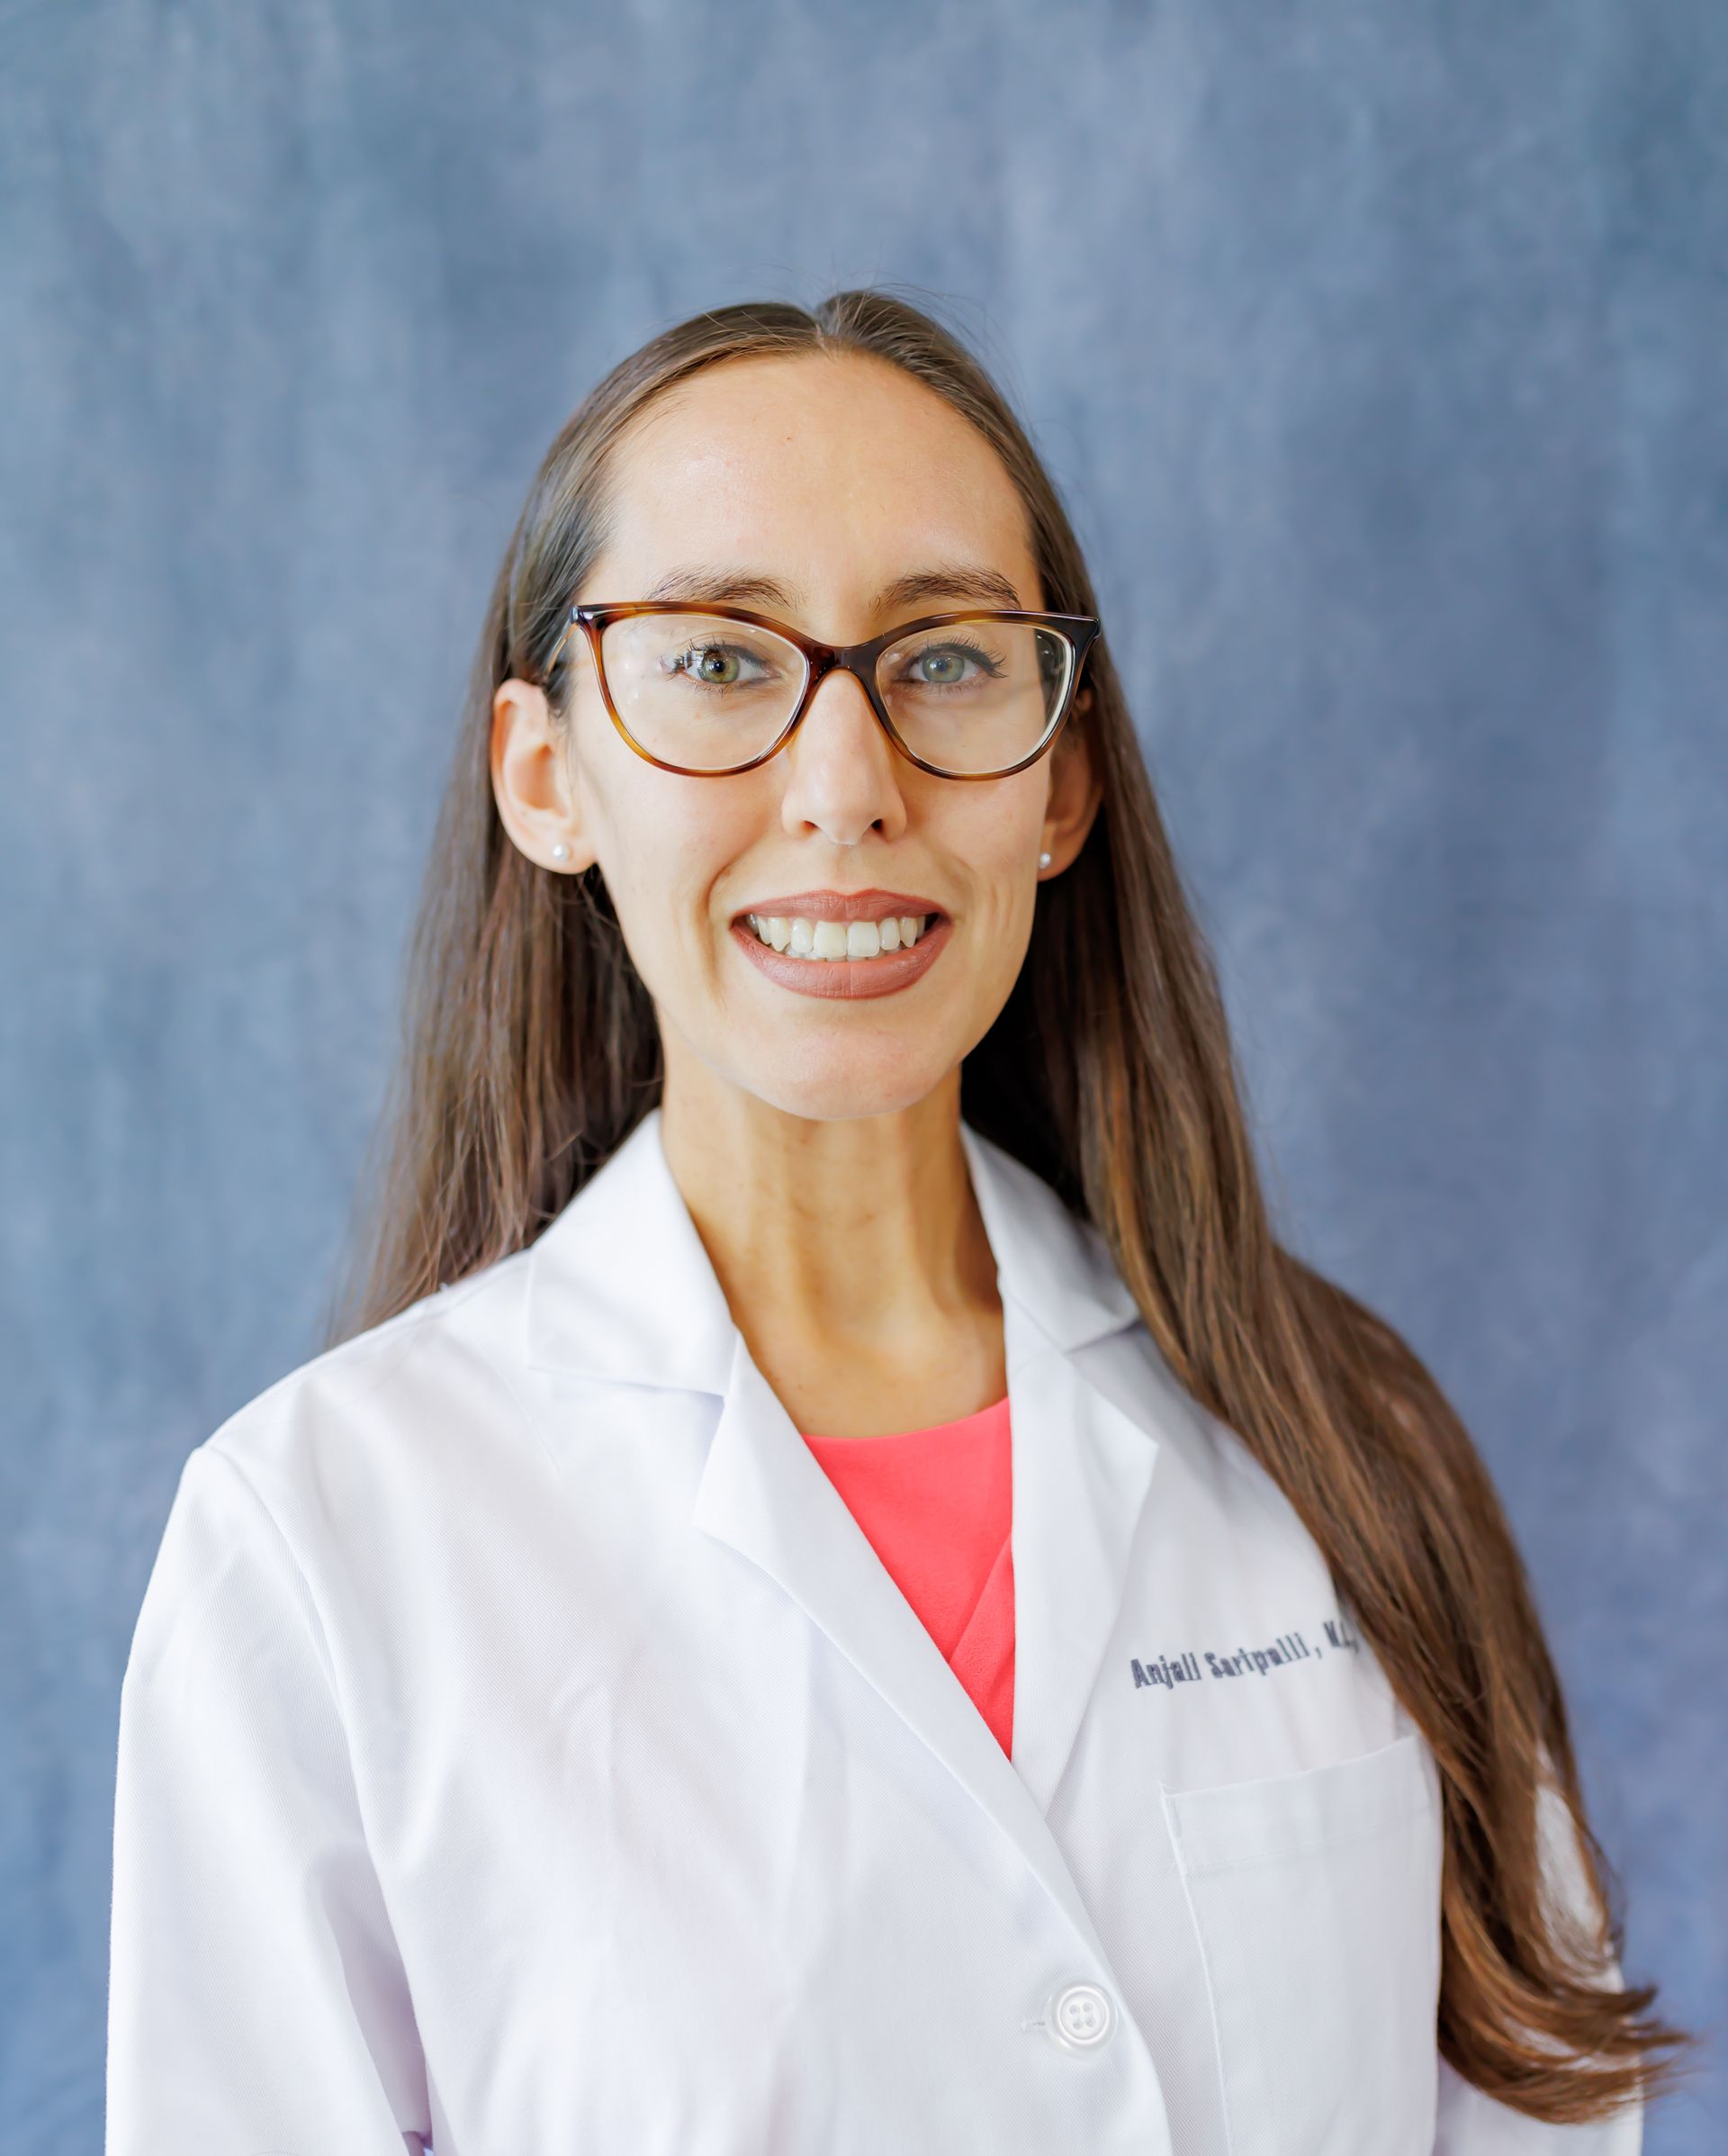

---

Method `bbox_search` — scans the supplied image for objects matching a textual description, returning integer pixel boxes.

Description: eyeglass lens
[591,612,1076,775]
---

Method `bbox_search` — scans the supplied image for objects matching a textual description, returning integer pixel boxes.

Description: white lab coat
[107,1105,1641,2155]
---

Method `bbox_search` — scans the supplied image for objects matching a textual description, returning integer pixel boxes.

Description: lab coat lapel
[951,1121,1164,1818]
[692,1322,1114,1953]
[1003,1334,1160,1817]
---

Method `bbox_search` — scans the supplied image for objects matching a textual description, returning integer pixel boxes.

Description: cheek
[588,761,755,962]
[947,781,1046,919]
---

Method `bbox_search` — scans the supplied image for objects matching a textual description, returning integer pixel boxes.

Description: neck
[657,1067,1005,1437]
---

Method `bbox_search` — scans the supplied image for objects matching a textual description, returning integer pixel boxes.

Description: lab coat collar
[523,1104,1160,1967]
[523,1102,1143,1389]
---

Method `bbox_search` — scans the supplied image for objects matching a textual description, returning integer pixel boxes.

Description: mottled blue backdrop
[3,2,1722,2148]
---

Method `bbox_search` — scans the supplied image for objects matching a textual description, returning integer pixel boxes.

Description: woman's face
[491,350,1099,1125]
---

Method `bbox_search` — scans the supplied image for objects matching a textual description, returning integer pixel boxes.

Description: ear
[490,677,596,873]
[1040,683,1102,873]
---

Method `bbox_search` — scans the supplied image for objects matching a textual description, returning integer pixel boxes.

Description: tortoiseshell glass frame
[544,601,1103,780]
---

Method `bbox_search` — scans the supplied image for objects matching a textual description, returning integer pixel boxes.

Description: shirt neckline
[801,1393,1011,1448]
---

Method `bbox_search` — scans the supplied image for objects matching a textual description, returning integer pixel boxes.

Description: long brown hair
[326,288,1696,2123]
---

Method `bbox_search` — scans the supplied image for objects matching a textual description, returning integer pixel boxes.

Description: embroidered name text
[1130,1611,1362,1692]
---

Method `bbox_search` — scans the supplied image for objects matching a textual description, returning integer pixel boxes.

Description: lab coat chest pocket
[1160,1731,1444,2156]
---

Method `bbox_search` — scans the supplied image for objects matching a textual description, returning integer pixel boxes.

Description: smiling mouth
[740,910,939,961]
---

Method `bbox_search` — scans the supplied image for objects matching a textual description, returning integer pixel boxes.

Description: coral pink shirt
[800,1394,1014,1759]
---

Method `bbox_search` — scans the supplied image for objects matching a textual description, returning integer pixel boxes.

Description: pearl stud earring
[1038,851,1052,870]
[550,843,571,863]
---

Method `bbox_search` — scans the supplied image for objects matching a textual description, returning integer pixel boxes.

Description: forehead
[590,351,1041,615]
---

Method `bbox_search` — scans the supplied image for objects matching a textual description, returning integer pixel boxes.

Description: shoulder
[128,1243,563,1698]
[181,1243,548,1570]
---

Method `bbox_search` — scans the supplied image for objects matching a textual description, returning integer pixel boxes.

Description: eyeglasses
[544,601,1102,780]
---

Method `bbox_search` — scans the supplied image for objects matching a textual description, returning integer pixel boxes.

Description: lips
[730,911,953,999]
[730,889,946,925]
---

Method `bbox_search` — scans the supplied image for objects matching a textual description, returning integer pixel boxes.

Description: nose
[775,664,910,844]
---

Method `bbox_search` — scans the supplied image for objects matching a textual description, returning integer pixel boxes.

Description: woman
[106,292,1691,2154]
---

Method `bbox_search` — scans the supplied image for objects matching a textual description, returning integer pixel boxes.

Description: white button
[1045,1979,1116,2054]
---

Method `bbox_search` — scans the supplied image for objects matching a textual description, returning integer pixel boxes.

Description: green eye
[918,648,967,683]
[684,644,739,684]
[897,637,1003,691]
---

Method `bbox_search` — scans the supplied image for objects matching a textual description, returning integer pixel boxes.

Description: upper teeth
[745,913,931,959]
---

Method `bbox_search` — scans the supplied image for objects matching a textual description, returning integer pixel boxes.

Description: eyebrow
[638,564,1029,614]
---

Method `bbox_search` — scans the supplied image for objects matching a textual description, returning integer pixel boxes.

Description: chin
[739,1053,956,1126]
